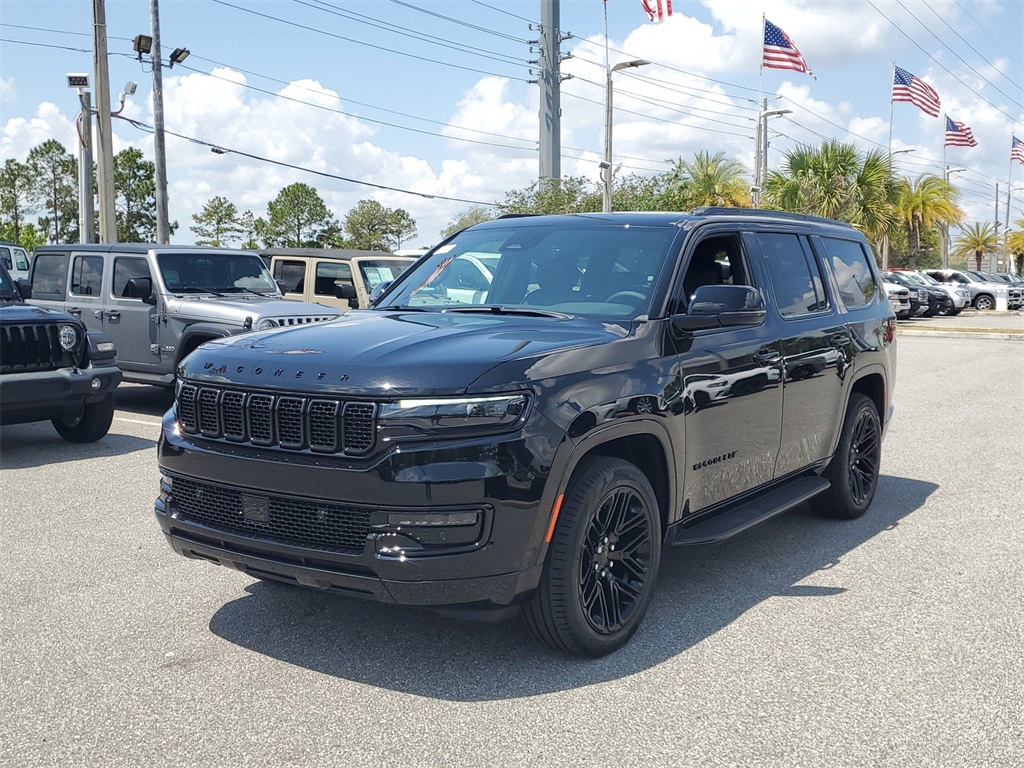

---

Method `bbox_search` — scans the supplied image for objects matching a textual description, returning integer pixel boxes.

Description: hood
[0,302,78,324]
[178,309,631,396]
[165,295,340,324]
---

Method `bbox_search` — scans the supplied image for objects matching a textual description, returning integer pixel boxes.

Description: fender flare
[175,323,243,366]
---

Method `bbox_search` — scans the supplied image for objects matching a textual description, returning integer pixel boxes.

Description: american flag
[944,116,977,148]
[641,0,671,22]
[1013,136,1024,166]
[762,19,815,78]
[892,66,940,117]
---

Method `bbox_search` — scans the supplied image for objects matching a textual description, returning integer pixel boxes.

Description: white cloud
[0,77,15,102]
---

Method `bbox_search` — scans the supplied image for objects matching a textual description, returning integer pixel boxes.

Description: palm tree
[952,222,999,270]
[1006,217,1024,274]
[893,175,963,268]
[762,140,898,243]
[659,151,750,210]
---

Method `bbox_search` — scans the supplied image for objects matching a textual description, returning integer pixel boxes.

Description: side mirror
[368,280,393,307]
[334,282,357,307]
[16,279,32,300]
[672,285,766,332]
[126,277,156,305]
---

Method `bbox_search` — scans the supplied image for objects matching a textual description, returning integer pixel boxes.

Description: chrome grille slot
[343,403,375,454]
[174,384,377,456]
[198,387,222,436]
[277,397,306,449]
[221,390,247,441]
[308,399,340,453]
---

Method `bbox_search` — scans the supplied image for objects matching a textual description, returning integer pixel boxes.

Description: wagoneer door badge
[693,451,738,471]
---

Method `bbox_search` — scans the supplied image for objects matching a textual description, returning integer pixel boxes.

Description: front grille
[0,323,64,373]
[170,477,372,554]
[177,383,376,455]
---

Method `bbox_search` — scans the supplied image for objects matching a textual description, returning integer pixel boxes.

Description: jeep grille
[177,383,376,455]
[0,323,64,373]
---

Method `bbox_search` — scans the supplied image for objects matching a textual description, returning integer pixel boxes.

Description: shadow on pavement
[207,475,936,701]
[0,421,155,469]
[115,384,175,419]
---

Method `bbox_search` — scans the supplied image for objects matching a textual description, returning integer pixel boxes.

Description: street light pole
[602,59,649,213]
[78,91,95,243]
[752,104,790,208]
[92,0,118,243]
[150,0,171,244]
[942,166,967,268]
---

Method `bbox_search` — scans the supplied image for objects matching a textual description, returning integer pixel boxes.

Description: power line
[468,0,534,24]
[952,0,1022,72]
[562,89,753,139]
[210,0,531,82]
[386,0,529,44]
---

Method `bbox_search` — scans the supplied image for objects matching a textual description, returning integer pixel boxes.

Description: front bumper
[156,407,561,609]
[0,363,121,425]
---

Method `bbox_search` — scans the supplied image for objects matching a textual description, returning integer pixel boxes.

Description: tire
[974,294,994,311]
[523,456,661,657]
[812,393,881,520]
[946,308,962,316]
[51,393,115,443]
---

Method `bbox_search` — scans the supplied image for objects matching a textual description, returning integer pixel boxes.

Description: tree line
[3,138,1021,272]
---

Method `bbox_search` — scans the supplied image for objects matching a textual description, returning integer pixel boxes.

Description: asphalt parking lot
[1,335,1022,767]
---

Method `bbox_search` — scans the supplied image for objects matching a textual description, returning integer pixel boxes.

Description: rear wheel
[813,394,881,520]
[974,294,994,311]
[51,393,115,443]
[523,456,661,657]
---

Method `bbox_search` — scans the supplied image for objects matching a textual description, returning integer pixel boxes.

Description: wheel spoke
[605,580,622,628]
[618,553,649,581]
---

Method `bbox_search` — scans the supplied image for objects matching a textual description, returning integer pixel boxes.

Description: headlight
[887,290,900,299]
[378,394,529,439]
[58,324,79,351]
[257,318,278,330]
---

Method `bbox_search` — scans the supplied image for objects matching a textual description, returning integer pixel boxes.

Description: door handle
[105,310,121,320]
[94,309,104,319]
[67,307,82,317]
[753,349,781,364]
[829,334,849,347]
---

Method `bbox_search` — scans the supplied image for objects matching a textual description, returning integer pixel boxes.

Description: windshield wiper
[176,286,227,297]
[216,286,272,297]
[442,306,572,319]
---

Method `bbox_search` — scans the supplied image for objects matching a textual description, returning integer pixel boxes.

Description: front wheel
[974,295,994,311]
[52,393,115,443]
[813,394,881,520]
[523,456,661,657]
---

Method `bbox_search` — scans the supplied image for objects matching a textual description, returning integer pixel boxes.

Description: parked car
[0,240,31,281]
[27,244,340,388]
[264,248,416,313]
[0,261,122,442]
[923,269,1013,311]
[155,208,896,657]
[897,270,969,315]
[881,278,912,318]
[881,270,952,317]
[965,271,1023,309]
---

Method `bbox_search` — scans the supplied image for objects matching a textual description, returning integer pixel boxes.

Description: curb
[896,329,1024,341]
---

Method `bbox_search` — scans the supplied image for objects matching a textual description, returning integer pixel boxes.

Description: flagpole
[884,63,895,269]
[754,14,765,207]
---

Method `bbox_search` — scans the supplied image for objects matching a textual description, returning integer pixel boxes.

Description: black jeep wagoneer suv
[156,209,896,656]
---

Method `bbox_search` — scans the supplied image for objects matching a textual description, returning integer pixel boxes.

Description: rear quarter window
[821,237,877,309]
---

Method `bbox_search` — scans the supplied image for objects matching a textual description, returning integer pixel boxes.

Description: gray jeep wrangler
[28,245,341,387]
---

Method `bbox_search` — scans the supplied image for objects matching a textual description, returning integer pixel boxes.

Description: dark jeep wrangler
[0,262,122,442]
[156,209,896,656]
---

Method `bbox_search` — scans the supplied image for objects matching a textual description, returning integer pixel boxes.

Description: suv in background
[968,272,1024,309]
[0,240,31,281]
[27,245,341,388]
[881,270,952,317]
[264,249,415,313]
[155,209,896,657]
[880,276,912,318]
[1,261,122,442]
[924,269,1011,311]
[898,270,969,315]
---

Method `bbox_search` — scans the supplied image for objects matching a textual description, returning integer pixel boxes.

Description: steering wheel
[605,290,646,304]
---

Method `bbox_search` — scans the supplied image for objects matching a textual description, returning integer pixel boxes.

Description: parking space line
[114,416,163,427]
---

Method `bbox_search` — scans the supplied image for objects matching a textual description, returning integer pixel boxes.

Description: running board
[672,475,830,546]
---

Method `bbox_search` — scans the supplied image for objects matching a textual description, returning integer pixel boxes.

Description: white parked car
[901,270,970,315]
[881,279,911,318]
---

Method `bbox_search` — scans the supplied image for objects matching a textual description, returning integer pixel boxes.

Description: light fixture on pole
[752,106,791,208]
[940,166,967,268]
[67,73,95,243]
[603,59,650,213]
[168,47,190,67]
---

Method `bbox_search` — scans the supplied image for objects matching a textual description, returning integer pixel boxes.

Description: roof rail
[496,213,540,219]
[690,206,855,228]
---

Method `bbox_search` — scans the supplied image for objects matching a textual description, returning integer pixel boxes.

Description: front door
[105,255,161,371]
[66,252,107,333]
[665,231,784,514]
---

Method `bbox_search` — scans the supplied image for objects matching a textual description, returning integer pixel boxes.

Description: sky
[1,0,1023,248]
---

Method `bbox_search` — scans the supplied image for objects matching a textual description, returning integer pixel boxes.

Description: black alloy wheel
[524,456,661,657]
[813,393,881,520]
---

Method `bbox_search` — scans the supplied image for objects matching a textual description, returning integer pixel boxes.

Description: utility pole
[151,0,170,244]
[78,91,95,243]
[92,0,118,242]
[538,0,561,188]
[752,99,764,208]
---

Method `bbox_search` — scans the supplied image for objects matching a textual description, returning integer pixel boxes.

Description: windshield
[881,272,909,286]
[913,272,940,285]
[358,259,413,291]
[157,252,278,294]
[377,223,679,320]
[0,263,19,301]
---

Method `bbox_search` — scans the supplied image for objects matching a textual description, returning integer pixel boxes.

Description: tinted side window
[32,253,69,299]
[112,257,152,298]
[448,258,490,291]
[0,247,10,270]
[315,262,353,296]
[71,255,104,296]
[822,237,877,308]
[13,248,29,270]
[273,260,305,293]
[758,233,827,317]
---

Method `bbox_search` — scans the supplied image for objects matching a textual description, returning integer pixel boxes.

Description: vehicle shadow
[115,384,175,419]
[0,422,155,469]
[208,475,936,701]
